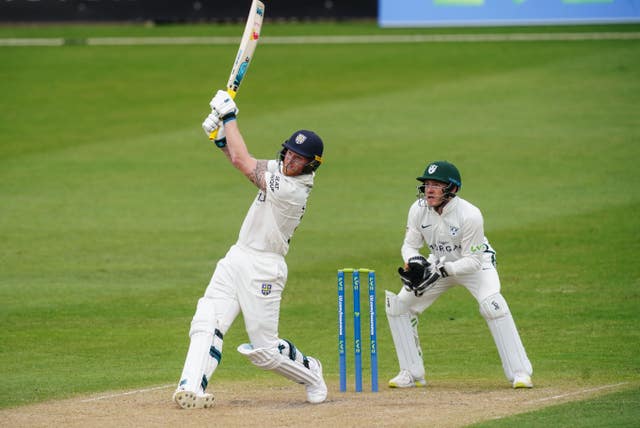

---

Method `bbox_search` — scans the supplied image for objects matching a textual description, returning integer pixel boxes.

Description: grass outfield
[1,22,639,424]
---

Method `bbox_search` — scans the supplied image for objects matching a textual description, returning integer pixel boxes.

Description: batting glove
[213,123,227,148]
[202,111,221,136]
[210,90,238,122]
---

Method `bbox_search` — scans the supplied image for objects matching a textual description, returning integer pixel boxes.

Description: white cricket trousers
[205,243,287,349]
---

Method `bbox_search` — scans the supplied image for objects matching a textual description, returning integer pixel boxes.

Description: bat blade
[209,0,265,140]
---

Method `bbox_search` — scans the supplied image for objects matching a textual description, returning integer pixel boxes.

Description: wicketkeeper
[386,161,533,389]
[173,91,327,409]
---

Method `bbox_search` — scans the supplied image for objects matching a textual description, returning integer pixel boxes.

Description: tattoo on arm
[248,160,268,190]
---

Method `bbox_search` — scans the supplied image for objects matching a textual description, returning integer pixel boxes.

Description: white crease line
[0,38,65,46]
[80,383,174,403]
[87,36,239,45]
[527,382,629,404]
[2,32,640,47]
[87,32,640,45]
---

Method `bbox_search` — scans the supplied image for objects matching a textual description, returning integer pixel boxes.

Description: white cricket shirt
[401,196,494,276]
[237,160,313,257]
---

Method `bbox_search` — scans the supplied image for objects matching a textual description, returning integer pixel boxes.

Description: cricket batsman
[386,161,533,389]
[173,91,327,408]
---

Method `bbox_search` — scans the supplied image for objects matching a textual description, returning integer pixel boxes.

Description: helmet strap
[443,182,458,200]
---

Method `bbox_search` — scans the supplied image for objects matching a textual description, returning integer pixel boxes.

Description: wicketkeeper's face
[421,180,448,207]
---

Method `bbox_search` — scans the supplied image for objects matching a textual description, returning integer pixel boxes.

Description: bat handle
[208,89,238,141]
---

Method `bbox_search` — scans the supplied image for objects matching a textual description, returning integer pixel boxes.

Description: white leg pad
[479,293,532,381]
[385,290,425,379]
[177,297,224,394]
[237,342,319,385]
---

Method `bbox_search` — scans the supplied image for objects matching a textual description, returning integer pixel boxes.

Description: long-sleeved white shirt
[401,196,495,276]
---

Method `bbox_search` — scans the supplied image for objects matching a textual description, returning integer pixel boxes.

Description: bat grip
[208,89,238,141]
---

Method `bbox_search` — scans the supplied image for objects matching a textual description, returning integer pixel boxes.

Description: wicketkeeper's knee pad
[479,293,532,380]
[385,290,411,317]
[479,293,510,321]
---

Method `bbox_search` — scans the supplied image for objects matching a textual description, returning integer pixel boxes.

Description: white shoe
[388,369,427,388]
[512,372,533,389]
[305,357,327,404]
[173,389,214,409]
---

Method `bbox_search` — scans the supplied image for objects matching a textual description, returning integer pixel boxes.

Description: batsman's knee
[479,293,510,321]
[189,297,217,337]
[237,339,309,370]
[238,344,281,370]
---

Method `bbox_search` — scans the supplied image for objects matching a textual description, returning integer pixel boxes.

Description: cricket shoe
[305,357,328,404]
[173,389,214,409]
[512,372,533,389]
[388,369,427,388]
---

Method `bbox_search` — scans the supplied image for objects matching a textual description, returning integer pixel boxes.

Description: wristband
[222,113,237,124]
[214,137,227,148]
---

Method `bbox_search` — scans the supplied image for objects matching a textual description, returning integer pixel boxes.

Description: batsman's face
[422,180,448,207]
[282,150,310,176]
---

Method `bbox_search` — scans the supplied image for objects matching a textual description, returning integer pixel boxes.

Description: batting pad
[178,332,214,394]
[385,291,425,379]
[237,343,319,385]
[178,297,223,394]
[479,293,532,381]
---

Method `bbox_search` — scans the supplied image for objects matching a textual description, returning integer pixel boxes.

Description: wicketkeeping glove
[413,257,448,296]
[398,255,430,294]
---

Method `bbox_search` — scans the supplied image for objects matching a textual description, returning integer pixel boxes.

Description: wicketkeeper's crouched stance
[173,91,327,409]
[387,161,533,389]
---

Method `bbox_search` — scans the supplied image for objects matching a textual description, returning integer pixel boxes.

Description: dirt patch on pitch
[1,380,629,427]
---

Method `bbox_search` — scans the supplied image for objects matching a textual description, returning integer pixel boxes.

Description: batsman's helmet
[416,160,461,199]
[279,130,324,174]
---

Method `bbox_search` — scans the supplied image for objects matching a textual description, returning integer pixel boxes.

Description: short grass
[470,386,640,427]
[1,22,639,425]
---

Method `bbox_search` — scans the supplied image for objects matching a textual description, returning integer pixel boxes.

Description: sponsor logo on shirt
[470,243,488,253]
[269,174,280,192]
[429,242,460,253]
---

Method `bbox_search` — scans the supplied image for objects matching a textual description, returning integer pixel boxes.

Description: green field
[1,22,639,425]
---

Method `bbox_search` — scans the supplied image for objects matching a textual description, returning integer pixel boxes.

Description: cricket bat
[209,0,265,140]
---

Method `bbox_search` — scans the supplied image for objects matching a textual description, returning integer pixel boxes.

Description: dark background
[0,0,377,23]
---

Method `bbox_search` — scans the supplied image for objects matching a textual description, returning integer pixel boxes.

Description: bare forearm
[223,121,265,190]
[224,121,249,162]
[219,146,232,162]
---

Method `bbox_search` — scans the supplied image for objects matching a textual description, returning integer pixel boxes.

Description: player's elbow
[230,157,249,173]
[230,154,255,176]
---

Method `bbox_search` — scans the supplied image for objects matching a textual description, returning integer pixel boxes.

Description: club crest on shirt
[449,226,459,236]
[261,283,272,296]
